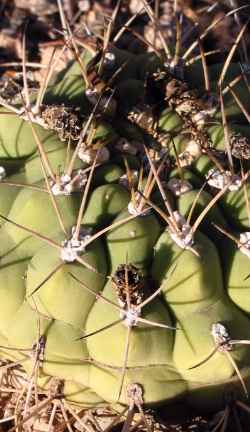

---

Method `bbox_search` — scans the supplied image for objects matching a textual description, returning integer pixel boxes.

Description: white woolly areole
[186,140,202,157]
[18,106,46,128]
[167,178,193,196]
[127,193,151,217]
[50,174,73,196]
[104,51,116,63]
[191,110,209,129]
[72,169,88,190]
[192,107,216,129]
[178,140,201,167]
[78,146,110,164]
[85,88,99,106]
[175,100,194,116]
[0,166,6,181]
[168,211,194,249]
[119,170,138,189]
[50,170,87,196]
[120,306,141,328]
[115,138,138,155]
[239,232,250,259]
[85,88,98,98]
[126,382,143,405]
[61,226,93,263]
[211,322,232,352]
[206,168,242,191]
[241,63,250,74]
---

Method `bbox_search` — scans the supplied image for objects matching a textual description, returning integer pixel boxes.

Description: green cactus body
[4,300,50,348]
[26,154,122,189]
[107,209,161,272]
[115,79,145,114]
[112,152,140,170]
[191,125,226,176]
[83,184,130,227]
[175,297,250,410]
[209,123,250,154]
[152,230,250,407]
[86,279,185,405]
[88,363,186,407]
[26,238,107,328]
[112,119,144,153]
[144,109,185,156]
[24,141,84,184]
[152,231,224,317]
[0,331,19,362]
[93,164,124,186]
[47,76,87,105]
[220,182,250,229]
[216,79,250,121]
[91,122,117,144]
[173,296,250,377]
[224,240,250,313]
[177,188,228,243]
[151,187,175,216]
[0,172,28,216]
[62,381,105,406]
[0,255,28,334]
[90,47,138,85]
[168,168,202,188]
[2,34,250,417]
[192,124,245,176]
[0,109,61,160]
[1,184,79,257]
[135,52,163,80]
[159,109,183,136]
[192,154,213,178]
[187,62,241,90]
[209,125,228,150]
[45,58,89,106]
[42,320,90,384]
[187,61,250,120]
[89,362,186,407]
[4,302,91,389]
[50,49,92,88]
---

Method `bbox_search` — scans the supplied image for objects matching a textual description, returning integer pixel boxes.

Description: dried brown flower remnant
[112,264,145,309]
[0,72,39,103]
[41,104,82,141]
[230,132,250,160]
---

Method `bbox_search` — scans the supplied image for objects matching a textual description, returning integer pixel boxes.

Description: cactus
[1,1,250,430]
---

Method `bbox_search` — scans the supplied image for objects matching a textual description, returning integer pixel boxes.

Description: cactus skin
[223,238,250,313]
[83,184,130,227]
[0,108,61,161]
[107,210,161,272]
[26,237,107,328]
[85,279,185,405]
[1,43,250,417]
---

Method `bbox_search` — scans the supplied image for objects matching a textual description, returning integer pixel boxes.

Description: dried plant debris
[0,71,39,103]
[40,104,82,141]
[112,264,145,309]
[230,132,250,160]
